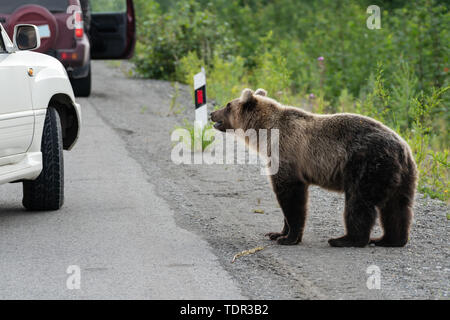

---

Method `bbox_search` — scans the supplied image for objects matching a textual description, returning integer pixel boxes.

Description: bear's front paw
[328,236,368,247]
[370,237,407,247]
[265,232,286,241]
[276,236,300,245]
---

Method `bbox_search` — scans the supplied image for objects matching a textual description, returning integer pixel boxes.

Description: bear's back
[281,110,414,190]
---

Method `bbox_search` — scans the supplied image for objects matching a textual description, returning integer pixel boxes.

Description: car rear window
[0,0,69,14]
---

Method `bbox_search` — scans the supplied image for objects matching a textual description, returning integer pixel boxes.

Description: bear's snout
[210,110,217,121]
[210,109,227,131]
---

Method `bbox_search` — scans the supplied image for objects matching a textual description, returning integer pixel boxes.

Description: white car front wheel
[22,107,64,211]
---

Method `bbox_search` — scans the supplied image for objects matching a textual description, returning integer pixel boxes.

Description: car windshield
[0,0,69,14]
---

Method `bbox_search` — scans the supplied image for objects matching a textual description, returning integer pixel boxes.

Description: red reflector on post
[196,89,204,105]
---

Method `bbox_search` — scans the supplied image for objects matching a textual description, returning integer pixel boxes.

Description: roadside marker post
[193,68,208,157]
[194,67,207,129]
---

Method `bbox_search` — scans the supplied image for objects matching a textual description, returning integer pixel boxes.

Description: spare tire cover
[6,5,58,53]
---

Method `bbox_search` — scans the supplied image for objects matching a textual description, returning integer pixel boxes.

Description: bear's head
[210,88,273,132]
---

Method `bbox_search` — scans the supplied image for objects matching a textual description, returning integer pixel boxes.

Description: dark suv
[0,0,136,97]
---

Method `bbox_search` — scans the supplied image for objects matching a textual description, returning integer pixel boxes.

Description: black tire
[23,108,64,211]
[71,64,91,97]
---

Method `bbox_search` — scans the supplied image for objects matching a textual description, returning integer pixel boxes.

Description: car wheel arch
[47,93,80,150]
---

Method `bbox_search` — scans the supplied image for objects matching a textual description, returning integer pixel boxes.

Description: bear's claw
[265,232,286,241]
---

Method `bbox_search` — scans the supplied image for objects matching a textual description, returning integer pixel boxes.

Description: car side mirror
[13,24,40,51]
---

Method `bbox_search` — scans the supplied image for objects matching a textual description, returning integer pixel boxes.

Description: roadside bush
[178,52,247,107]
[133,0,234,80]
[405,88,449,201]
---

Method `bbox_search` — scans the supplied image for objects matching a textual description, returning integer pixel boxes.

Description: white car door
[0,26,34,161]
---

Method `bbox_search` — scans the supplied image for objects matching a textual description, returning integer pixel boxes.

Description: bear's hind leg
[371,195,412,247]
[270,176,308,245]
[329,192,376,247]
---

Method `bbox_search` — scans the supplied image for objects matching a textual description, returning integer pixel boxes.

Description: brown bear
[210,88,417,247]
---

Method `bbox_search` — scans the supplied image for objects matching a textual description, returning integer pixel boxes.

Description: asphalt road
[0,68,244,299]
[0,61,448,300]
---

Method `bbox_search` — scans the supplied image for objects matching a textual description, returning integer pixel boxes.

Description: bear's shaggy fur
[210,88,417,247]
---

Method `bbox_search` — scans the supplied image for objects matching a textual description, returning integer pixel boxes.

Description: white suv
[0,23,81,210]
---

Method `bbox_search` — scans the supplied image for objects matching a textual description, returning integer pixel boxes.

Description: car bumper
[47,36,90,73]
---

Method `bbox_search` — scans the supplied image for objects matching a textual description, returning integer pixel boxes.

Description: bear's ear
[255,88,267,97]
[240,88,256,108]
